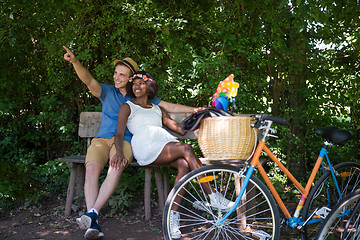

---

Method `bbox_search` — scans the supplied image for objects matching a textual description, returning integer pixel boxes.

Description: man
[63,46,200,239]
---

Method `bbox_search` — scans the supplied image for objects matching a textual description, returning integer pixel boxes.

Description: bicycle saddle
[315,126,351,146]
[181,108,233,132]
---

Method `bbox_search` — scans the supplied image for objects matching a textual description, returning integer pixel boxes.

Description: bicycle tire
[162,165,280,240]
[316,188,360,240]
[301,162,360,240]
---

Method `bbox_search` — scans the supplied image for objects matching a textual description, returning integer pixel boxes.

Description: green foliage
[33,161,70,195]
[104,169,144,216]
[1,0,359,210]
[0,159,69,213]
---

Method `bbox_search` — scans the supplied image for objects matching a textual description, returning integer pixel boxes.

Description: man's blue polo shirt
[96,83,161,142]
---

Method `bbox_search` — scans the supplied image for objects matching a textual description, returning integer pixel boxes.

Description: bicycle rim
[316,188,360,240]
[302,162,360,240]
[162,165,280,240]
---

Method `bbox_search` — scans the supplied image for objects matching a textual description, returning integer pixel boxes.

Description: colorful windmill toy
[212,74,239,111]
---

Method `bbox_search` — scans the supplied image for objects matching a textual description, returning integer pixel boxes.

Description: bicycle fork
[216,165,273,240]
[217,165,255,226]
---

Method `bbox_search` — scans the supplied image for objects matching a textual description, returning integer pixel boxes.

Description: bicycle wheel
[316,188,360,240]
[162,165,280,240]
[302,162,360,240]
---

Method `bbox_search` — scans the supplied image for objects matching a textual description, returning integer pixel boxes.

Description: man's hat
[113,57,138,74]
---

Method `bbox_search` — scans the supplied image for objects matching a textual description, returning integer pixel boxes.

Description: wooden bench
[58,112,199,220]
[59,112,249,220]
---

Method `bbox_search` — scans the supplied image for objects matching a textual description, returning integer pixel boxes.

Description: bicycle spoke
[316,189,360,239]
[303,162,360,239]
[163,166,280,239]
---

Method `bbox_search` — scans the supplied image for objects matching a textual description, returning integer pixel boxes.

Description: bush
[0,158,70,214]
[104,167,145,217]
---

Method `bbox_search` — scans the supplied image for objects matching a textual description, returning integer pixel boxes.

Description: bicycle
[316,188,360,239]
[162,114,360,240]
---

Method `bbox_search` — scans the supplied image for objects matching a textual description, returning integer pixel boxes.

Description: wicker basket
[198,116,256,160]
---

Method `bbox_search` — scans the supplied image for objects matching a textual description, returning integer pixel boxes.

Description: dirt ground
[0,194,302,240]
[0,195,164,240]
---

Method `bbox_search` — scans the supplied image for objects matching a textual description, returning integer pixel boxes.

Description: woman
[113,71,233,239]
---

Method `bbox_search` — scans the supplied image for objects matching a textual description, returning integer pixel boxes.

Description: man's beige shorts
[85,137,133,169]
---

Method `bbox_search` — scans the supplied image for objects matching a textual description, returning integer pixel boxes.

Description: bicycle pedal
[252,230,271,240]
[315,207,331,219]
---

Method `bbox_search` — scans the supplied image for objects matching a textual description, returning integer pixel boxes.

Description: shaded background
[1,0,359,212]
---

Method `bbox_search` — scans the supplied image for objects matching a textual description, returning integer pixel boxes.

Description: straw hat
[113,57,138,74]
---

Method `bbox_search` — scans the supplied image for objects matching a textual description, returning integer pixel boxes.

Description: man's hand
[110,153,127,170]
[63,46,78,64]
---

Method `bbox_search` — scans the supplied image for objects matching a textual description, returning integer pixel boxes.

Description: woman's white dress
[126,101,179,166]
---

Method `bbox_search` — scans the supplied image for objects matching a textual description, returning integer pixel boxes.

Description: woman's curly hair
[126,71,159,99]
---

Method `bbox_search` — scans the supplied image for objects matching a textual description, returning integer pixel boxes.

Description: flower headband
[129,74,153,82]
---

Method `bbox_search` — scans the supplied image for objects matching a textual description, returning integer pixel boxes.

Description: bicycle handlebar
[262,114,289,126]
[252,114,289,126]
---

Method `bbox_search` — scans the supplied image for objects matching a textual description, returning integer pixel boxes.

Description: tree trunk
[286,71,307,179]
[285,21,308,180]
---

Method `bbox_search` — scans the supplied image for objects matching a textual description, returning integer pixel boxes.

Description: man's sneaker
[209,192,235,212]
[84,221,104,240]
[169,210,181,239]
[76,212,97,230]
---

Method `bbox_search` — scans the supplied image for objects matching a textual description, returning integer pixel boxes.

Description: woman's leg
[153,142,213,207]
[167,158,190,212]
[167,157,191,185]
[153,142,202,170]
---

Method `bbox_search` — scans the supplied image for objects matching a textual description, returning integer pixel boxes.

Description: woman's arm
[112,103,131,169]
[160,106,186,136]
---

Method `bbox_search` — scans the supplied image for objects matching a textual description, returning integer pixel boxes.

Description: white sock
[89,208,99,216]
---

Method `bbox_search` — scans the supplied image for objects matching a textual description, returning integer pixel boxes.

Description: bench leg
[65,163,77,216]
[163,167,169,201]
[144,167,152,220]
[76,164,85,197]
[235,175,247,230]
[154,167,165,211]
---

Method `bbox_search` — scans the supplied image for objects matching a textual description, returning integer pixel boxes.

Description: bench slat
[58,155,86,164]
[78,112,102,138]
[78,112,198,139]
[59,155,247,168]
